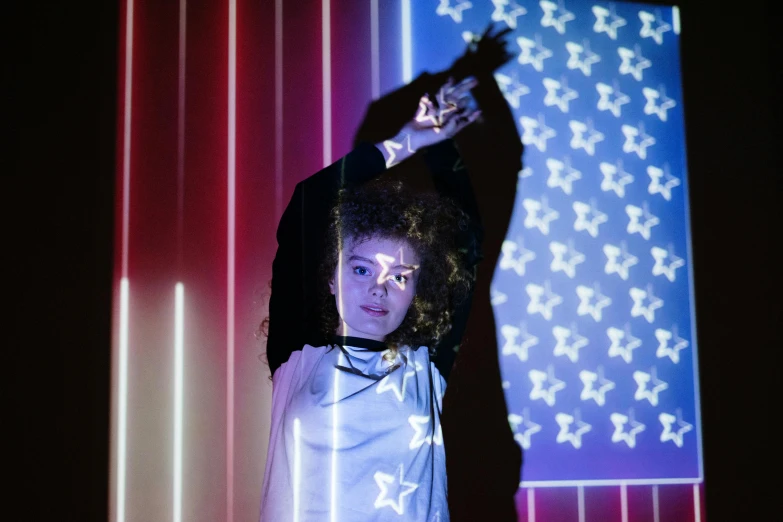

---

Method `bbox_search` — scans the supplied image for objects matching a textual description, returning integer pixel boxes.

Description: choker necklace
[330,335,388,352]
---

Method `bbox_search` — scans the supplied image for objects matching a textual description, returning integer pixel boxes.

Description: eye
[392,274,408,283]
[353,266,371,276]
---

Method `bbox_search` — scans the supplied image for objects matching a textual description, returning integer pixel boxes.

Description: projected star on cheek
[529,365,566,406]
[618,45,651,81]
[622,122,655,159]
[491,0,527,29]
[576,282,612,322]
[407,414,443,449]
[647,164,680,201]
[435,0,473,23]
[552,324,589,363]
[521,114,557,152]
[523,195,560,235]
[651,245,684,282]
[599,159,634,197]
[573,199,608,238]
[633,367,668,406]
[610,409,646,448]
[555,409,592,449]
[501,322,540,362]
[540,0,575,34]
[543,76,579,113]
[565,39,601,76]
[626,202,659,240]
[526,280,563,320]
[643,85,677,121]
[569,119,604,156]
[549,239,585,278]
[596,81,630,118]
[655,325,689,364]
[630,284,664,323]
[592,5,626,40]
[659,409,693,447]
[580,366,615,406]
[546,156,582,195]
[517,34,553,72]
[606,324,642,364]
[604,242,638,280]
[495,72,531,109]
[639,9,672,45]
[508,407,542,450]
[373,463,419,515]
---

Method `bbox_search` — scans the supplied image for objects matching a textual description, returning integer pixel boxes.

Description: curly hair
[319,179,474,361]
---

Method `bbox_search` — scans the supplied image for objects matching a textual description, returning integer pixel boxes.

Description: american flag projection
[388,0,702,486]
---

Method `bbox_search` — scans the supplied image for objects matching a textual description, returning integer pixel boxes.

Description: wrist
[375,130,417,168]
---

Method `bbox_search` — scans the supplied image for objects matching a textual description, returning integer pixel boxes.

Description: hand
[450,23,515,81]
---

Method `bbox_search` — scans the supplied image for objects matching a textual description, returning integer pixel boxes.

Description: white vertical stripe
[322,0,332,167]
[693,484,701,522]
[620,483,628,522]
[275,0,284,221]
[293,418,302,522]
[527,488,535,522]
[652,485,660,522]
[173,283,185,522]
[370,0,380,99]
[227,2,237,522]
[330,349,342,522]
[672,6,681,34]
[577,485,585,522]
[401,0,412,83]
[117,278,129,522]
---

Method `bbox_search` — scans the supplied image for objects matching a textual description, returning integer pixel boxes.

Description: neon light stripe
[370,0,379,99]
[174,283,184,522]
[227,1,237,521]
[117,278,129,522]
[322,0,332,167]
[577,484,585,522]
[693,484,701,522]
[673,6,681,34]
[527,488,535,522]
[520,477,702,487]
[620,482,628,522]
[401,0,411,83]
[652,485,660,522]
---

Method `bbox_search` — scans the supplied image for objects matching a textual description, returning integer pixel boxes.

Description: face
[329,236,420,341]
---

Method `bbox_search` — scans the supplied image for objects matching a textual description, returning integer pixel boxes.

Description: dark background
[7,1,777,520]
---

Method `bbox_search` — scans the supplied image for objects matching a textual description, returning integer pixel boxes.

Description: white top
[259,341,449,522]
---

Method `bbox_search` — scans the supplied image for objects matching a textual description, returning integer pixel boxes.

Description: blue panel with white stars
[396,0,702,484]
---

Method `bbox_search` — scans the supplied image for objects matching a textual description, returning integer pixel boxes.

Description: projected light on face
[329,237,420,341]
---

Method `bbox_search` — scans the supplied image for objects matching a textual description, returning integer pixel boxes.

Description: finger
[450,77,479,99]
[494,27,513,41]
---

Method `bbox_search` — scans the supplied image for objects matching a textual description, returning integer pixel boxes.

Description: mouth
[360,305,389,317]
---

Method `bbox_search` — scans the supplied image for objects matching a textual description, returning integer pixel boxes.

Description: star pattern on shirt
[651,245,684,282]
[526,280,563,320]
[618,45,651,81]
[540,0,575,35]
[603,241,638,280]
[569,118,604,156]
[521,113,557,152]
[543,76,579,113]
[546,156,582,194]
[655,325,689,364]
[508,407,542,450]
[647,164,680,201]
[524,195,560,235]
[622,122,655,159]
[596,81,630,118]
[529,365,566,406]
[553,323,589,363]
[633,367,668,406]
[491,0,527,29]
[408,414,443,449]
[643,85,677,121]
[592,4,626,40]
[607,324,642,364]
[555,409,592,449]
[500,237,537,276]
[517,34,553,72]
[639,10,672,45]
[659,409,693,447]
[630,284,664,323]
[599,159,634,197]
[495,72,531,109]
[626,202,659,240]
[611,409,646,448]
[501,322,540,362]
[374,463,420,515]
[573,199,608,238]
[579,366,615,406]
[576,282,612,322]
[565,39,601,76]
[435,0,473,23]
[550,239,585,278]
[376,365,418,402]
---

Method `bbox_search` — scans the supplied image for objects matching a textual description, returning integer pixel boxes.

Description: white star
[659,410,693,447]
[599,159,634,197]
[540,0,575,34]
[630,285,664,323]
[529,365,566,406]
[495,72,531,109]
[592,4,626,40]
[611,409,646,448]
[521,113,557,152]
[622,122,655,159]
[647,164,680,201]
[643,85,677,121]
[517,34,553,72]
[651,245,684,282]
[519,165,534,179]
[500,238,537,276]
[526,280,563,320]
[508,408,542,450]
[553,324,589,363]
[603,241,638,280]
[376,366,417,402]
[596,81,630,118]
[491,0,527,29]
[618,45,651,81]
[501,322,540,362]
[374,464,419,515]
[408,414,443,449]
[655,326,689,364]
[576,283,612,322]
[491,286,508,306]
[634,367,668,406]
[546,156,582,194]
[606,324,642,363]
[569,119,604,156]
[626,202,659,240]
[573,199,607,238]
[580,366,615,406]
[639,10,672,45]
[435,0,473,23]
[523,195,560,235]
[565,39,601,76]
[555,410,592,449]
[543,76,579,113]
[549,239,585,278]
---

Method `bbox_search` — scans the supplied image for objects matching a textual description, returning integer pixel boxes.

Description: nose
[370,278,388,297]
